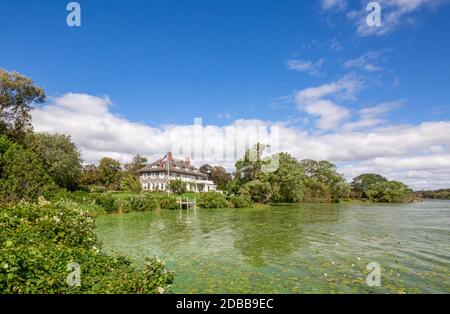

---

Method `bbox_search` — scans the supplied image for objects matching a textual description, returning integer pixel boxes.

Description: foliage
[210,166,231,190]
[229,191,253,208]
[199,164,213,178]
[415,189,450,200]
[0,136,57,203]
[269,153,305,203]
[300,159,350,202]
[26,133,82,191]
[365,181,412,203]
[98,157,122,190]
[79,164,102,187]
[0,201,174,293]
[124,154,147,176]
[234,143,271,183]
[168,179,187,195]
[241,180,273,203]
[351,173,388,198]
[93,193,118,214]
[197,192,230,209]
[125,194,159,212]
[0,69,45,144]
[157,194,179,210]
[120,172,142,193]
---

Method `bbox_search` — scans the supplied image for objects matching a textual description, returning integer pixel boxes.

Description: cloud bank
[32,93,450,190]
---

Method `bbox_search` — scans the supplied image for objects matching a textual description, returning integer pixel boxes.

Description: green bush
[93,193,118,213]
[0,200,174,294]
[158,195,178,210]
[230,193,253,208]
[0,136,58,203]
[365,181,412,203]
[197,192,230,209]
[127,194,159,212]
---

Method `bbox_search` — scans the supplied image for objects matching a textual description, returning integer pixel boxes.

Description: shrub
[230,193,253,208]
[0,136,58,203]
[93,193,118,213]
[365,181,412,203]
[127,194,159,212]
[158,195,178,210]
[197,192,230,209]
[0,201,174,294]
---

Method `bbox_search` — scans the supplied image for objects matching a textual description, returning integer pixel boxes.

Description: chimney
[167,152,173,162]
[185,157,190,166]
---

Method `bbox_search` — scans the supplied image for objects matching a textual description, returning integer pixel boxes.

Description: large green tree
[98,157,122,190]
[300,159,349,201]
[351,173,388,198]
[365,180,412,203]
[0,136,56,202]
[26,133,82,190]
[0,69,45,144]
[269,153,305,203]
[210,166,231,190]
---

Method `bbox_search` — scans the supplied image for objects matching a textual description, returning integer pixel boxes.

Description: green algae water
[95,200,450,293]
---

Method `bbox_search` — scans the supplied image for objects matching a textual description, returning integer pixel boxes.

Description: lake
[95,200,450,293]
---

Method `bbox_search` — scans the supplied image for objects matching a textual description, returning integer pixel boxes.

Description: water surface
[95,200,450,293]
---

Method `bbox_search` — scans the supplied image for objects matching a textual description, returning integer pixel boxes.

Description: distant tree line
[0,69,416,204]
[414,189,450,200]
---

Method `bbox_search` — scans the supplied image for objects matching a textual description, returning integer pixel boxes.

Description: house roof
[138,158,208,178]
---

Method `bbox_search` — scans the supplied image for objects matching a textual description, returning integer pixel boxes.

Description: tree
[168,179,187,195]
[269,153,305,203]
[0,136,56,202]
[120,172,142,193]
[79,164,102,186]
[234,143,270,182]
[210,166,231,190]
[199,164,213,179]
[300,159,349,201]
[351,173,388,198]
[0,69,45,144]
[98,157,122,190]
[365,180,412,203]
[26,133,82,190]
[241,180,273,203]
[124,154,147,176]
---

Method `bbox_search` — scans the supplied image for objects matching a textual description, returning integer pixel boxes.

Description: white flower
[3,263,9,269]
[156,287,165,294]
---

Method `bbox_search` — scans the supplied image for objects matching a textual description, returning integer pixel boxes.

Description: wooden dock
[176,197,197,210]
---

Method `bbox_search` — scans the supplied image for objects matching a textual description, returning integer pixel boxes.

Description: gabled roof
[138,158,208,178]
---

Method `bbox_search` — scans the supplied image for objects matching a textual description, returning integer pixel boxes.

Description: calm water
[95,200,450,293]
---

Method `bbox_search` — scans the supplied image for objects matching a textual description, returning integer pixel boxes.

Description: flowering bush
[0,200,174,294]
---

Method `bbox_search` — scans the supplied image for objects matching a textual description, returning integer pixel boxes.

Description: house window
[159,172,165,178]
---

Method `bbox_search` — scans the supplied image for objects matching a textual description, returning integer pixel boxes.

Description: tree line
[1,69,415,204]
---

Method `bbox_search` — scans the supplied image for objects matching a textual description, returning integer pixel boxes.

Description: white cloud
[32,93,450,190]
[321,0,347,11]
[343,51,384,72]
[342,99,404,131]
[286,58,326,77]
[347,0,448,37]
[295,76,362,130]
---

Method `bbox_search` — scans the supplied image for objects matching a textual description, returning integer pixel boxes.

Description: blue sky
[2,0,450,189]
